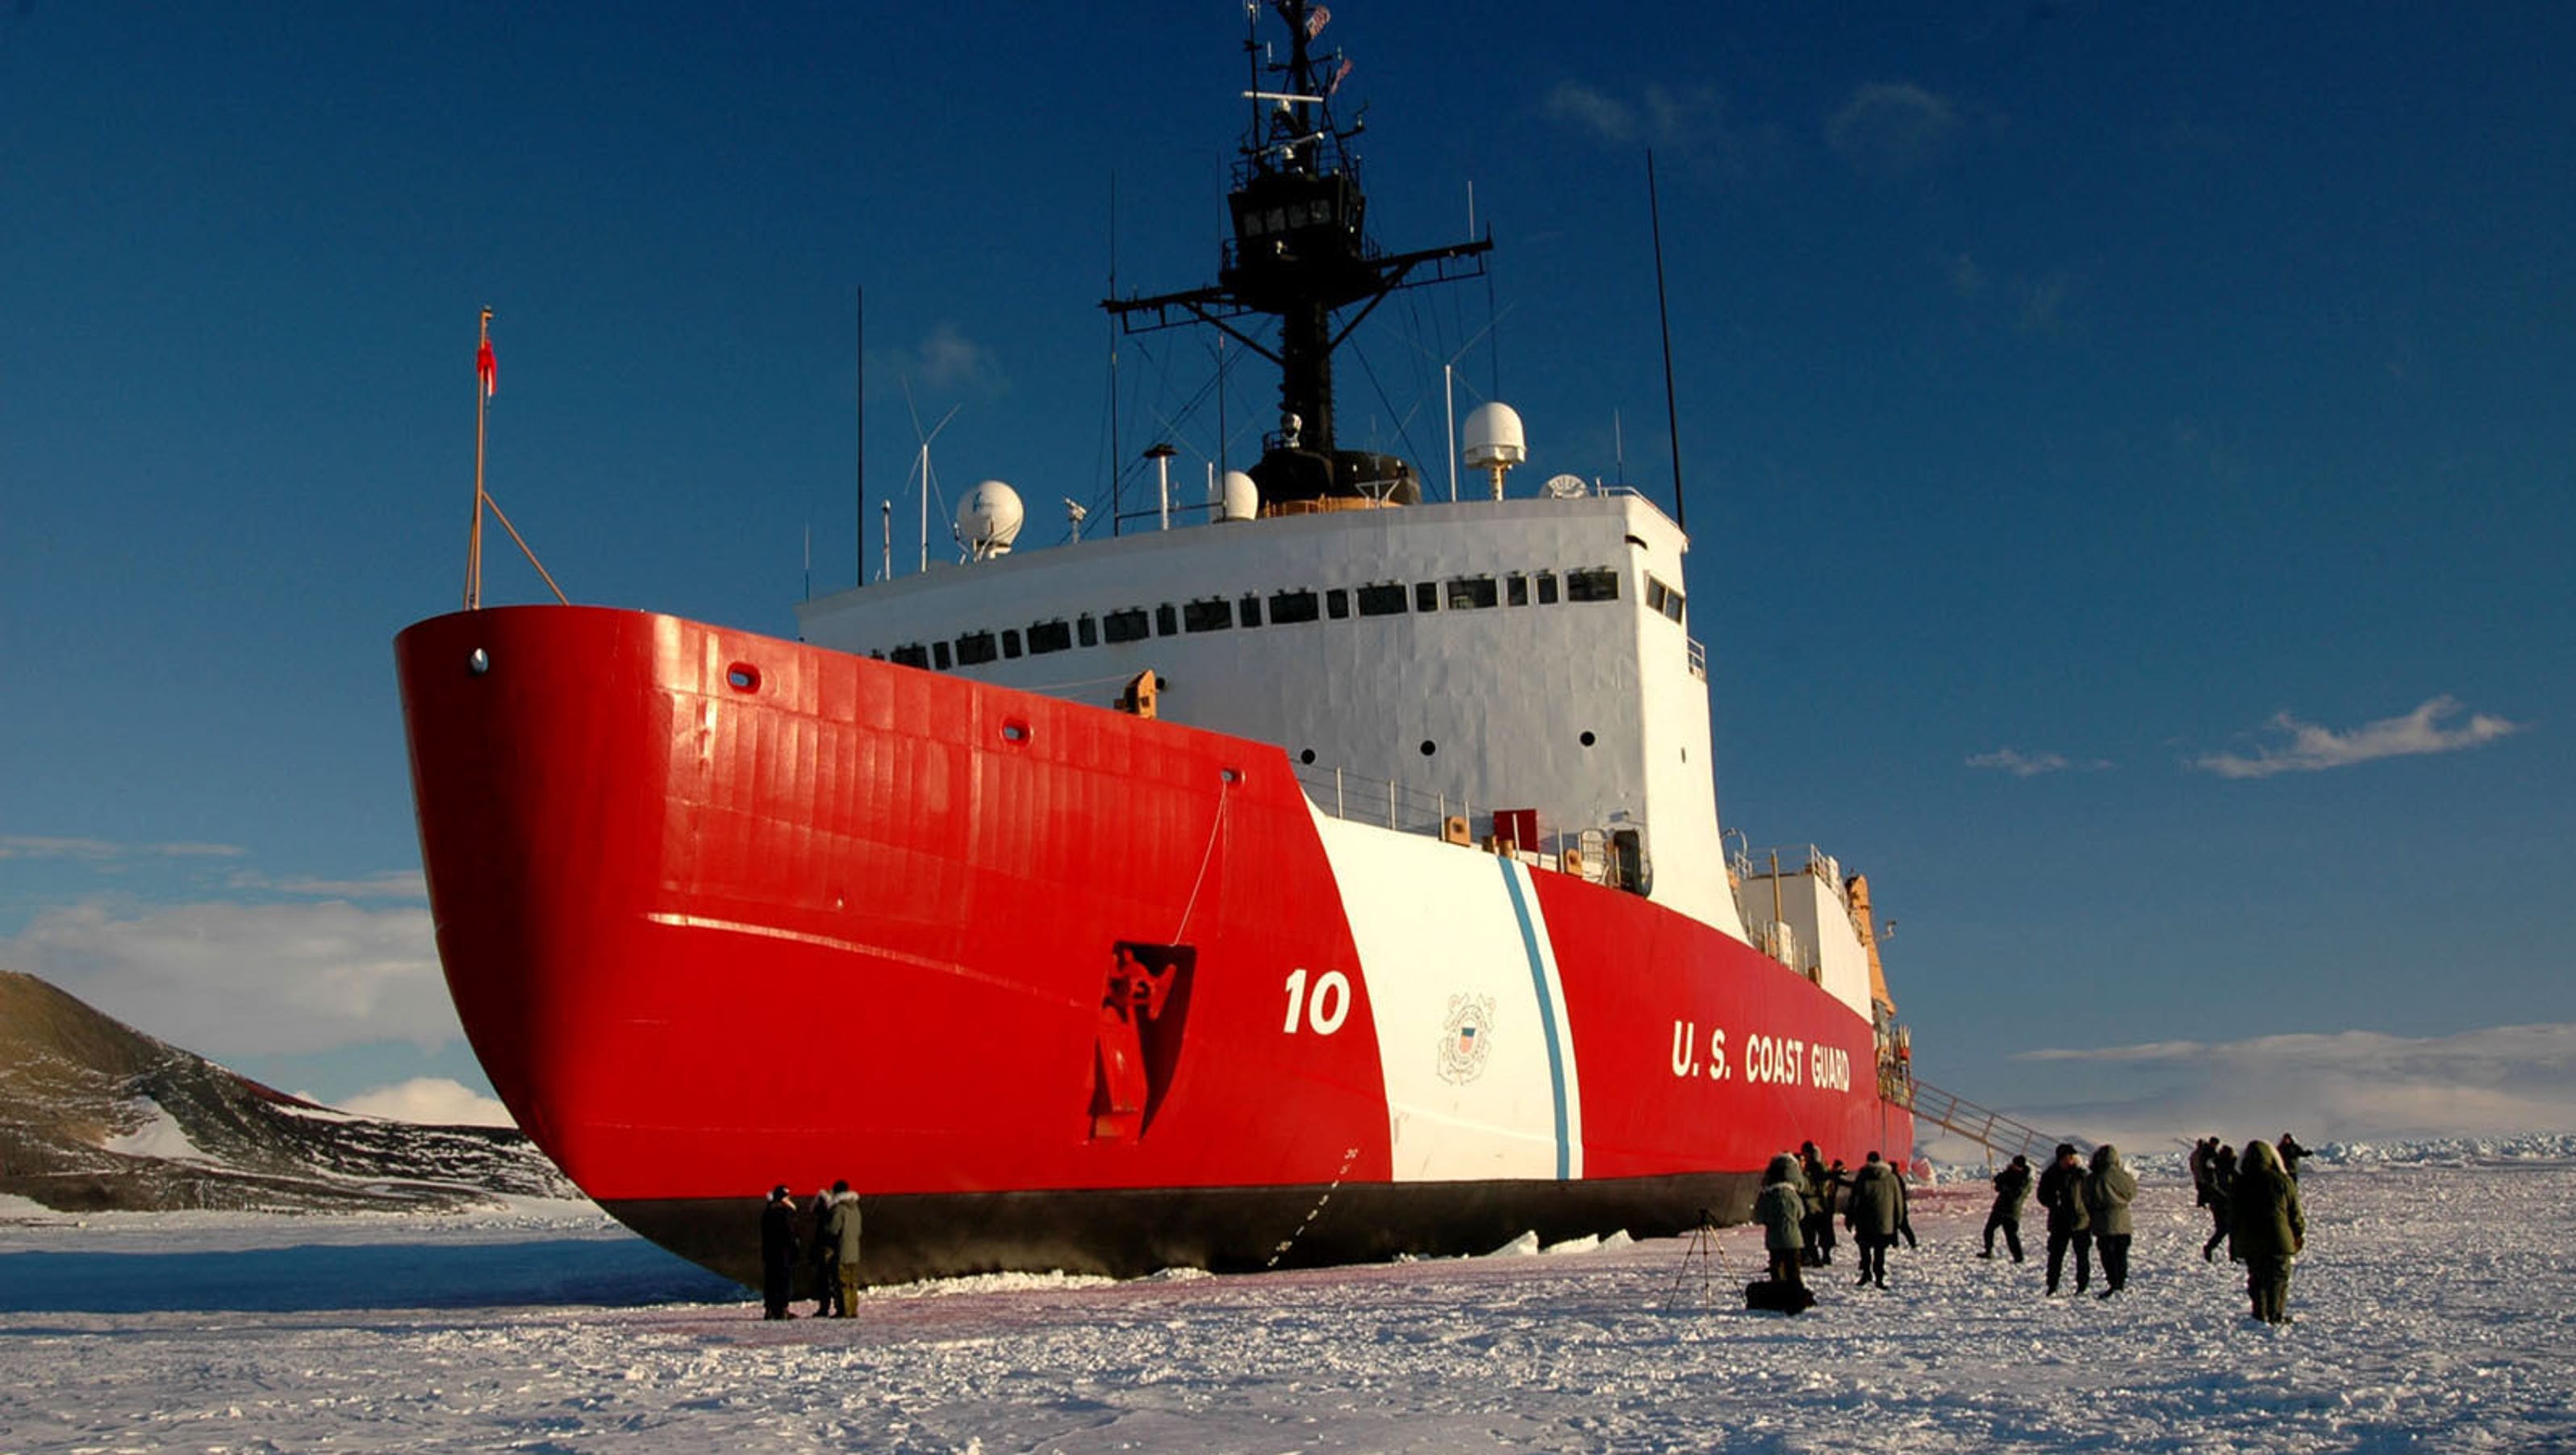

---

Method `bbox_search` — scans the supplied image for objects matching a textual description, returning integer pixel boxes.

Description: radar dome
[956,480,1025,561]
[1462,402,1527,499]
[1213,470,1260,523]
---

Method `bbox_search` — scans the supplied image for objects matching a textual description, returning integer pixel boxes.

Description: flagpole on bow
[468,307,495,610]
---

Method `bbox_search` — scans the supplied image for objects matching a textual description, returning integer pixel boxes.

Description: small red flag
[477,337,498,398]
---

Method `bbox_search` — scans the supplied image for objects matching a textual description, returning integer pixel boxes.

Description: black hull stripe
[612,1173,1762,1291]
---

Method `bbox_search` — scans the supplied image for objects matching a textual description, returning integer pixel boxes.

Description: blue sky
[2,2,2568,1142]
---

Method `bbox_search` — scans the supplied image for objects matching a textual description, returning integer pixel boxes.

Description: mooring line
[1267,1144,1362,1269]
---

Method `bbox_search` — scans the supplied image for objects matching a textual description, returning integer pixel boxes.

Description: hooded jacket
[1990,1160,2033,1216]
[1755,1156,1808,1251]
[827,1190,864,1264]
[2231,1140,2306,1260]
[2083,1145,2138,1237]
[2037,1155,2091,1234]
[1844,1158,1907,1238]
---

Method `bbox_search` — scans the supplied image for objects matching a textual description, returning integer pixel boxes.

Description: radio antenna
[1647,149,1687,534]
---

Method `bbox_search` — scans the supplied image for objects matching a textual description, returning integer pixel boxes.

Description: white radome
[957,480,1025,560]
[1461,402,1527,470]
[1213,470,1261,523]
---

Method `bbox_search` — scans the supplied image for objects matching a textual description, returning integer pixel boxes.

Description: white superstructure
[796,484,1748,943]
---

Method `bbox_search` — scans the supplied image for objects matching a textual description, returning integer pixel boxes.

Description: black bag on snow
[1744,1278,1816,1315]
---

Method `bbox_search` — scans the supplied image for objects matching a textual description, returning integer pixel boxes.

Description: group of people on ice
[2186,1132,2310,1323]
[1753,1129,2311,1324]
[1754,1141,1913,1301]
[758,1181,863,1320]
[1979,1132,2308,1323]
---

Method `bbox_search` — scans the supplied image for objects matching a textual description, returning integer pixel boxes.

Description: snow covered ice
[5,1157,2574,1453]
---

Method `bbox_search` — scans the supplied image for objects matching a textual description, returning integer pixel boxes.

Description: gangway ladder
[1892,1075,2093,1166]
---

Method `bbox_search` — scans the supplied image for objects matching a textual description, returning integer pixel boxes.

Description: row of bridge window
[882,565,1671,672]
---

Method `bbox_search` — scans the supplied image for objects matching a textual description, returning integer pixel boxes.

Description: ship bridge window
[1568,567,1621,603]
[1446,575,1499,610]
[933,641,954,671]
[1238,593,1263,627]
[1002,629,1024,659]
[1183,598,1234,633]
[1104,608,1150,644]
[1646,579,1668,613]
[1077,613,1099,647]
[1155,604,1179,637]
[1506,573,1530,607]
[1355,583,1408,617]
[1414,582,1440,613]
[954,630,999,667]
[1326,587,1351,619]
[1660,581,1685,622]
[891,643,930,670]
[1536,571,1560,605]
[1269,588,1320,624]
[1028,620,1072,655]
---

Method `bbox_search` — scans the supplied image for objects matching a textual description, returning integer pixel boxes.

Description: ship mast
[1105,0,1492,512]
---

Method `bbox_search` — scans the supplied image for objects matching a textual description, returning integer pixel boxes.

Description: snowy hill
[0,968,574,1212]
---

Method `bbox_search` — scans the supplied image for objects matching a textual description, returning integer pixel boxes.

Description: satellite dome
[1213,470,1260,523]
[956,480,1025,561]
[1462,402,1527,499]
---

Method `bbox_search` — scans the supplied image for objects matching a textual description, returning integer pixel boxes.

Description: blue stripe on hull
[1497,860,1570,1180]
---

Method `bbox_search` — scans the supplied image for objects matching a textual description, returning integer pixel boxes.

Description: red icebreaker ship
[396,1,1913,1290]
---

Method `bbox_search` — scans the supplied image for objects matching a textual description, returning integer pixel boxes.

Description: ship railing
[1897,1073,2094,1166]
[1738,845,1851,902]
[1288,761,1621,881]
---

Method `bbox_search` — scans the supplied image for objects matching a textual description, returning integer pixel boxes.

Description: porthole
[1580,731,1597,748]
[1300,749,1317,765]
[1000,721,1030,744]
[1419,740,1437,757]
[726,663,762,692]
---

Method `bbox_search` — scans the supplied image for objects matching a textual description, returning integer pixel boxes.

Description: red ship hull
[397,605,1910,1287]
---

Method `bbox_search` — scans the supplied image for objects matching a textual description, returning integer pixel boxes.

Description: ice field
[4,1154,2572,1453]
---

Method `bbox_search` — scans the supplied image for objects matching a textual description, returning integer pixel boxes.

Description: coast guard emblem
[1437,994,1497,1085]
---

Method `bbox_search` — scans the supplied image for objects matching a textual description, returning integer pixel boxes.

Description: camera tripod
[1664,1209,1732,1312]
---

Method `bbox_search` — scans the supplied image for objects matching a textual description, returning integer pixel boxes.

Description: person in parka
[1797,1143,1834,1265]
[1843,1151,1908,1288]
[2231,1138,2306,1323]
[808,1186,840,1316]
[759,1185,800,1320]
[826,1179,864,1316]
[2036,1142,2092,1295]
[1982,1153,2032,1261]
[2083,1144,2139,1296]
[2202,1142,2239,1262]
[1755,1154,1809,1288]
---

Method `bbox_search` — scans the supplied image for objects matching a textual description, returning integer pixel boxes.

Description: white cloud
[1541,80,1775,176]
[331,1077,515,1128]
[1826,82,1960,175]
[2194,696,2524,779]
[1983,1022,2576,1152]
[227,869,428,901]
[1969,747,2070,777]
[1,899,457,1058]
[1543,80,1637,143]
[0,836,245,861]
[911,322,1002,394]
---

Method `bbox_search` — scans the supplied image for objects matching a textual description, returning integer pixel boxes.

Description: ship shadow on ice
[0,1238,741,1314]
